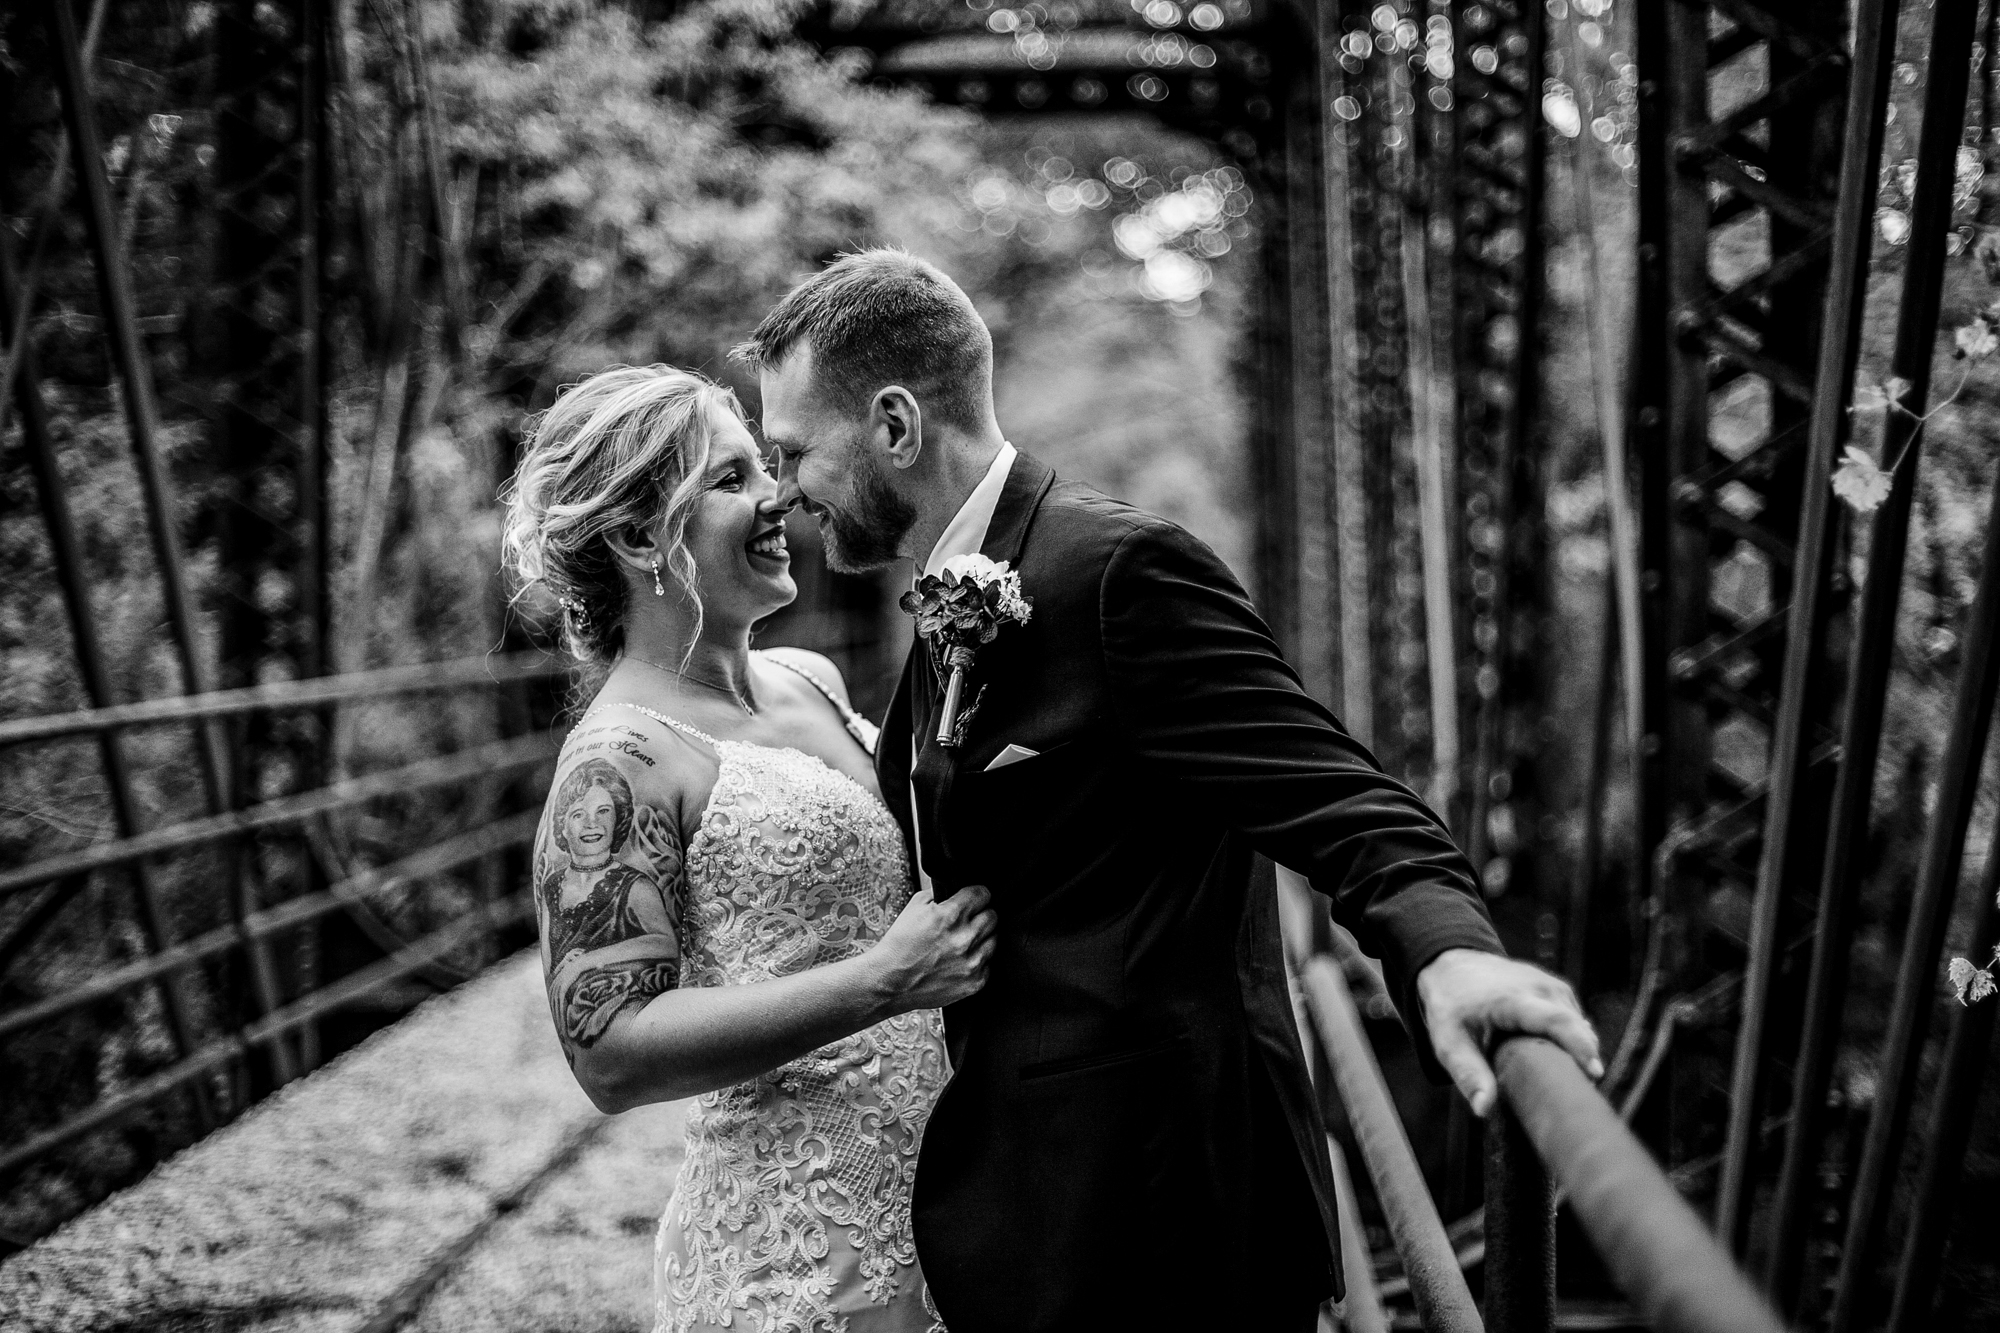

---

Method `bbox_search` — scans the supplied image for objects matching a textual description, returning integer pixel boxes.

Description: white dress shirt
[922,440,1017,576]
[911,441,1017,892]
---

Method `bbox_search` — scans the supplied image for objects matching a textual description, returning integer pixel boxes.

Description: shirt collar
[921,441,1017,578]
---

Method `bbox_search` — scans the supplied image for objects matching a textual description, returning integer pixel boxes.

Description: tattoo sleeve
[535,736,688,1052]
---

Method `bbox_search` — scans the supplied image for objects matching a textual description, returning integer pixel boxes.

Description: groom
[739,250,1599,1331]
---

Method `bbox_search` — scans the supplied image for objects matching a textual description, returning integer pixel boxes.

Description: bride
[501,364,994,1333]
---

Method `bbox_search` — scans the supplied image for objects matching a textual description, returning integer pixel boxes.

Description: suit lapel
[907,451,1057,892]
[978,450,1056,569]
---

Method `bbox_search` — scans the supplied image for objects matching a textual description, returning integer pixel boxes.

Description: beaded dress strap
[763,653,879,756]
[581,700,723,750]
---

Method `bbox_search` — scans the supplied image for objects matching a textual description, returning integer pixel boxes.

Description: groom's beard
[819,464,915,573]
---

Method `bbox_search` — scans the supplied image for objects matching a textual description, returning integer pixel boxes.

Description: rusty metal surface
[1482,1091,1555,1333]
[0,734,555,898]
[46,0,232,809]
[1822,0,1988,1325]
[1631,0,1858,1239]
[0,814,539,1046]
[1754,0,1904,1295]
[1876,422,2000,1333]
[1298,953,1484,1333]
[1,201,220,1121]
[0,894,534,1182]
[1722,0,1896,1260]
[0,654,569,748]
[1886,842,2000,1333]
[1327,1130,1392,1333]
[1491,1038,1789,1333]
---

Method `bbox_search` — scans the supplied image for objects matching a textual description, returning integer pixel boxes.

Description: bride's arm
[534,722,992,1113]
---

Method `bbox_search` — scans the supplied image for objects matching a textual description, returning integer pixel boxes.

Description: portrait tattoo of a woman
[536,754,685,1048]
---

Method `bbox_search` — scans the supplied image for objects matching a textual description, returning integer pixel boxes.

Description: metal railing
[0,652,567,1191]
[1297,946,1483,1332]
[1281,872,1790,1333]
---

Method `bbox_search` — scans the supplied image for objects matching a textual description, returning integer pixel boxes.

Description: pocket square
[984,744,1040,771]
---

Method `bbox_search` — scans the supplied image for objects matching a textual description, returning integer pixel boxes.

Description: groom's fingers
[1491,993,1604,1081]
[1430,1022,1498,1118]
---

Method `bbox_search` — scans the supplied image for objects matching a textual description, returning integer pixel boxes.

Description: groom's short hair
[732,250,993,430]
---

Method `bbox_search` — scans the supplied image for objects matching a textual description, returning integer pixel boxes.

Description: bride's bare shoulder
[757,646,854,707]
[556,701,721,825]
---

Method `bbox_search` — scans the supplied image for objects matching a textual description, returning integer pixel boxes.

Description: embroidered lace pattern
[613,706,946,1333]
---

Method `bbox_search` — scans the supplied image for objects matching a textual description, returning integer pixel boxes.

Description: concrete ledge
[0,950,680,1333]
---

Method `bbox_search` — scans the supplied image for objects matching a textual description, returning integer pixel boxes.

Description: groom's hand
[1416,948,1602,1117]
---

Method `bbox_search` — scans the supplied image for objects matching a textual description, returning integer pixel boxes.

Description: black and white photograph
[4,0,2000,1329]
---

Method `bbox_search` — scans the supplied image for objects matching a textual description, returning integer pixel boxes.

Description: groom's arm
[1099,520,1597,1104]
[1099,521,1496,1006]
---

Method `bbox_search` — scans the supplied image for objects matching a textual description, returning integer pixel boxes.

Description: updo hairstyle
[500,365,744,665]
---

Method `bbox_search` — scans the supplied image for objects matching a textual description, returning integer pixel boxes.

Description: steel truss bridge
[3,0,1998,1328]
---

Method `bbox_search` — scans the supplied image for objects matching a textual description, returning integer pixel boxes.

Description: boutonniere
[899,553,1033,747]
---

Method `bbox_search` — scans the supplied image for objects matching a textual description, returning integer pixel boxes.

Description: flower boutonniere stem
[899,554,1032,749]
[938,646,976,746]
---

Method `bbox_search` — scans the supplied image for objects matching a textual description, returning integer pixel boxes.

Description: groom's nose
[774,470,804,511]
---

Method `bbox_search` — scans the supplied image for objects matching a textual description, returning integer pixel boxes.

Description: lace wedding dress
[608,690,949,1333]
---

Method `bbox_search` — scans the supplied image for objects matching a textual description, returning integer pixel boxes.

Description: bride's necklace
[622,652,757,718]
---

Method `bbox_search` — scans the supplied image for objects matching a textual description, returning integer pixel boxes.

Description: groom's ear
[874,387,924,471]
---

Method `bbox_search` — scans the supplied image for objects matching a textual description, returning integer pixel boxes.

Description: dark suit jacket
[875,452,1503,1331]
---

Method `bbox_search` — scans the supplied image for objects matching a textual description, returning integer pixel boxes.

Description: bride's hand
[870,885,997,1011]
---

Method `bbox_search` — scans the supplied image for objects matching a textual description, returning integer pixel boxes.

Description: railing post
[1326,1132,1391,1333]
[1297,953,1484,1333]
[45,0,233,811]
[1823,0,1986,1324]
[1724,0,1895,1263]
[1880,463,2000,1333]
[0,224,226,1123]
[1484,1062,1555,1333]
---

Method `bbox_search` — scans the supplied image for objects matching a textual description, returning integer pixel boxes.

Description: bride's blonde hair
[501,365,744,665]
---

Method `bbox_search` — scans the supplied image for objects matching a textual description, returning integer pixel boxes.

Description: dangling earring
[652,557,666,598]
